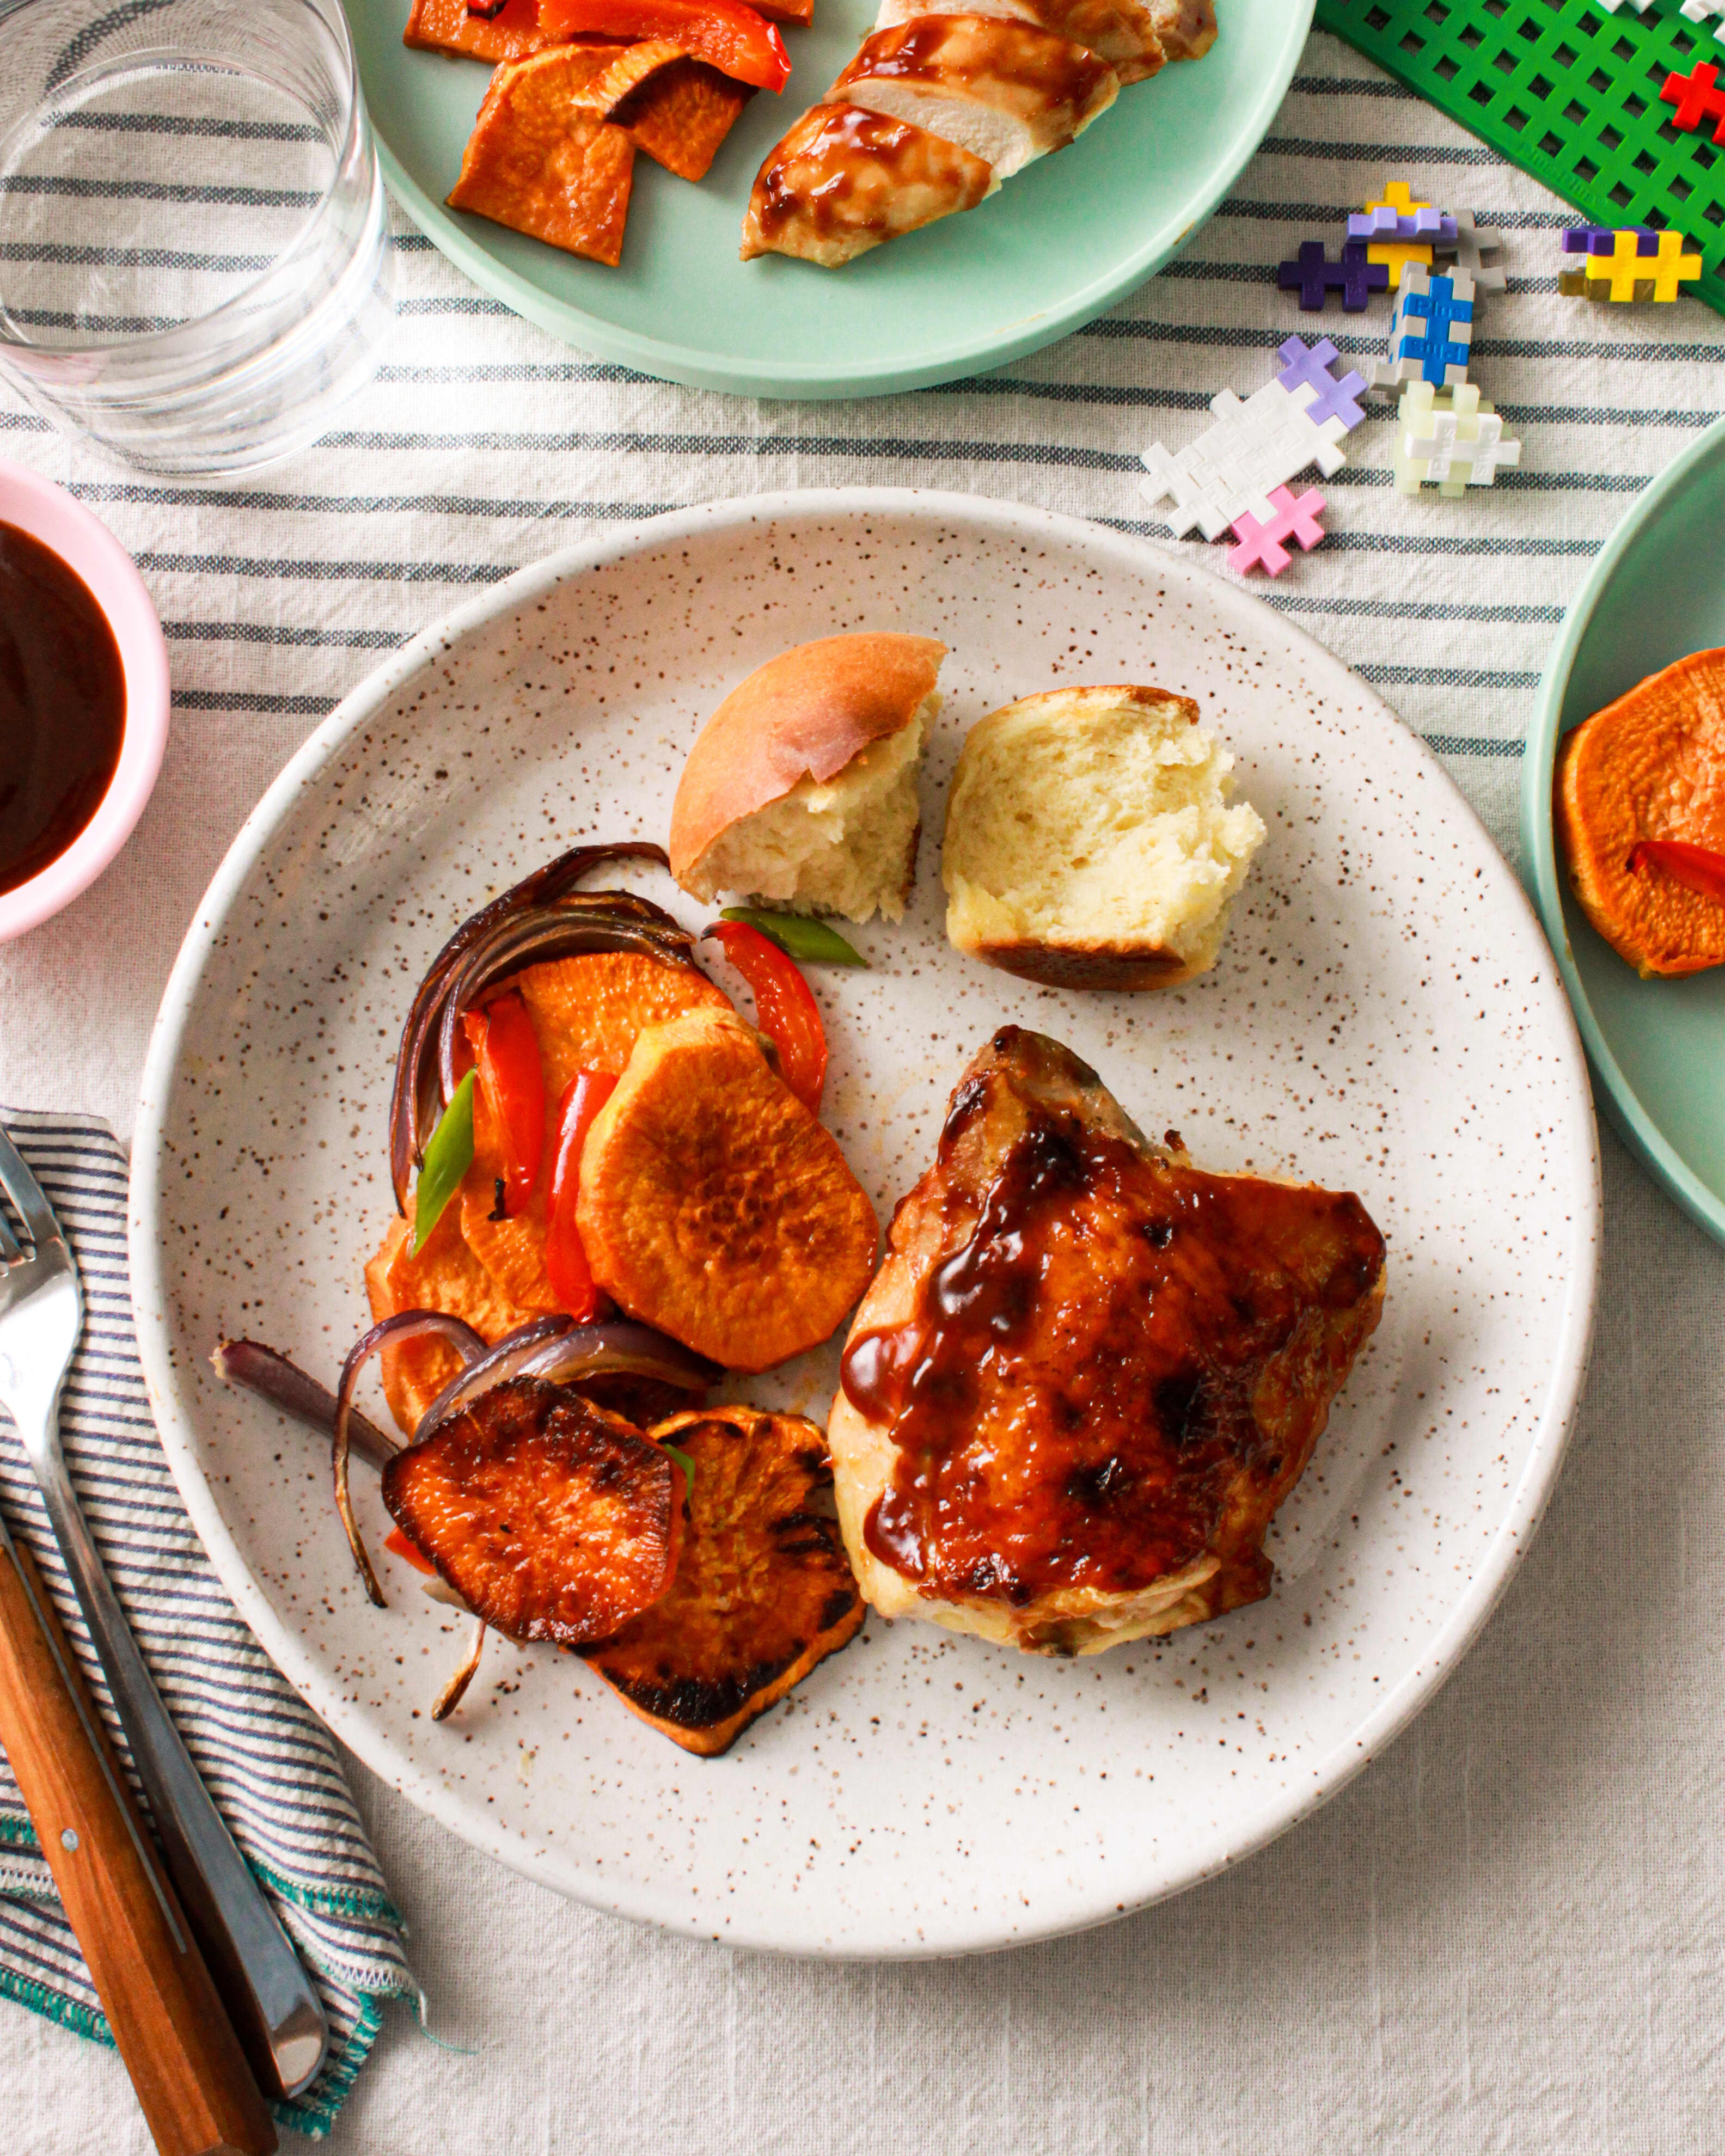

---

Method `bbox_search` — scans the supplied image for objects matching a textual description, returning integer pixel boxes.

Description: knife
[0,1515,276,2156]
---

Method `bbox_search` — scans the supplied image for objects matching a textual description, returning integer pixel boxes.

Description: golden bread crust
[668,632,947,880]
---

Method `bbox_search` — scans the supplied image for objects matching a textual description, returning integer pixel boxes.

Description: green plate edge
[1520,413,1725,1251]
[359,1,1315,399]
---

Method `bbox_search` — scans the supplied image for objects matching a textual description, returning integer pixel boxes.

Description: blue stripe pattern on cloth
[0,1112,415,2141]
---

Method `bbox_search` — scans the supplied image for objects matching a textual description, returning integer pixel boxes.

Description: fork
[0,1123,328,2102]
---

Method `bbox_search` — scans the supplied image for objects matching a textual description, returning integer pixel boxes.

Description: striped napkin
[0,1112,415,2140]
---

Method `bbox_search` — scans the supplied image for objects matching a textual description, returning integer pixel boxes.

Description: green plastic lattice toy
[1314,0,1725,317]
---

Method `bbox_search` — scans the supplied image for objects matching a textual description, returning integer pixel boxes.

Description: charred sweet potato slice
[460,952,732,1315]
[447,50,638,267]
[582,1408,864,1754]
[382,1376,679,1644]
[611,54,754,180]
[1555,645,1725,978]
[576,1006,879,1372]
[366,1205,537,1434]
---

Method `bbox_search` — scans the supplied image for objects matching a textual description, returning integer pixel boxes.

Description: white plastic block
[1140,379,1348,541]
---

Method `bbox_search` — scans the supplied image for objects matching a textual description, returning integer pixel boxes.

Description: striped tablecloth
[2,24,1722,2155]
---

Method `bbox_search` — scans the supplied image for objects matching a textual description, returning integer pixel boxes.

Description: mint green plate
[346,0,1312,396]
[1522,416,1725,1248]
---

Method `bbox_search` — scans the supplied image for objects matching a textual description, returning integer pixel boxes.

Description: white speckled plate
[130,492,1600,1956]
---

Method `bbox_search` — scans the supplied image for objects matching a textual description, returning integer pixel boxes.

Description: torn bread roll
[940,683,1265,989]
[669,632,945,922]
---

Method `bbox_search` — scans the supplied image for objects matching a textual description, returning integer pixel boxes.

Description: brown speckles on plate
[127,492,1599,1959]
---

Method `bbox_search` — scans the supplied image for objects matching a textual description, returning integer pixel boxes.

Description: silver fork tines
[0,1119,328,2100]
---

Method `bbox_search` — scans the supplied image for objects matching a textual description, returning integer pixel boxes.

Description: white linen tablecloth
[3,26,1723,2152]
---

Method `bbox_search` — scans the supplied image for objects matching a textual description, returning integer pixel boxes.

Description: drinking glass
[0,0,395,474]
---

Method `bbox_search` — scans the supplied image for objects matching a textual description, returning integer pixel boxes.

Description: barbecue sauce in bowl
[0,522,126,896]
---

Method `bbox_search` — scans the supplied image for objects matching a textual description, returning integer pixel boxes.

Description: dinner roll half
[669,632,946,923]
[940,683,1265,989]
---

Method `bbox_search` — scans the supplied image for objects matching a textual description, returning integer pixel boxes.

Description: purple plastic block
[1347,205,1460,246]
[1276,335,1368,431]
[1277,239,1388,312]
[1564,224,1662,256]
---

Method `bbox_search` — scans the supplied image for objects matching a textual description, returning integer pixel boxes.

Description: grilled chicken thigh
[828,1028,1387,1655]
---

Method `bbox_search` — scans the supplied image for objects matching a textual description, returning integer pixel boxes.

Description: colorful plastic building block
[1661,58,1725,141]
[1140,380,1349,542]
[1443,210,1507,295]
[1228,487,1326,577]
[1559,225,1702,301]
[1275,335,1368,430]
[1393,382,1521,497]
[1680,0,1725,40]
[1369,264,1475,389]
[1348,201,1459,246]
[1277,238,1387,311]
[1361,181,1436,288]
[1562,225,1656,254]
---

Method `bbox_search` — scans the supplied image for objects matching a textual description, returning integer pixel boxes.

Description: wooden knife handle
[0,1538,276,2156]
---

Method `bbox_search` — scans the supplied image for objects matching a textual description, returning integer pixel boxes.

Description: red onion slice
[411,1314,573,1441]
[388,842,673,1212]
[432,1617,488,1721]
[335,1310,486,1604]
[211,1338,401,1472]
[432,900,697,1114]
[411,1317,717,1444]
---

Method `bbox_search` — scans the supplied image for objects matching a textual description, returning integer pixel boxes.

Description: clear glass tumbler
[0,0,395,474]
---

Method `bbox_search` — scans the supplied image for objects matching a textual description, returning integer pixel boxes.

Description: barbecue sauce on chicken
[841,1071,1385,1608]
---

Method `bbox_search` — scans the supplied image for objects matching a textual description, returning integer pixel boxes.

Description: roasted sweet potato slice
[576,1006,879,1372]
[1555,645,1725,978]
[447,49,638,266]
[382,1376,679,1643]
[366,1205,538,1434]
[405,0,572,62]
[611,54,753,180]
[581,1408,864,1754]
[460,952,731,1315]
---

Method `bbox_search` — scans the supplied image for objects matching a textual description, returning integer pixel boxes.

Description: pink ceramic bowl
[0,461,169,942]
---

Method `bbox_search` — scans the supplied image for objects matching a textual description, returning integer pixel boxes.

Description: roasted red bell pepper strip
[534,0,790,88]
[704,919,827,1114]
[385,1526,437,1575]
[545,1069,619,1320]
[1630,837,1725,903]
[462,989,546,1216]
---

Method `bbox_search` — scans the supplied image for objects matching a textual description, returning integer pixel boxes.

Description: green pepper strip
[718,908,866,967]
[411,1070,476,1253]
[662,1442,696,1495]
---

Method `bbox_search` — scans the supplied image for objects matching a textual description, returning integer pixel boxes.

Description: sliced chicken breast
[1148,0,1215,59]
[741,101,996,267]
[830,16,1118,181]
[873,0,1163,85]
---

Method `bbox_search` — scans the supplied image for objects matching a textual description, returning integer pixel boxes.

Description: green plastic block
[1314,0,1725,318]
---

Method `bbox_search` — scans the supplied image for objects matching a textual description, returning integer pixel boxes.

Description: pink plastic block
[1227,485,1326,576]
